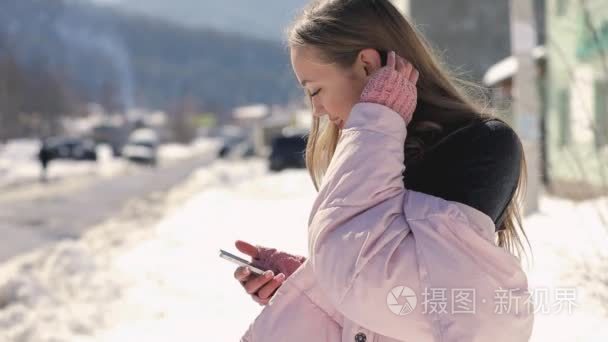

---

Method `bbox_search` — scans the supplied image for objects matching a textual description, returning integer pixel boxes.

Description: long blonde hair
[287,0,531,263]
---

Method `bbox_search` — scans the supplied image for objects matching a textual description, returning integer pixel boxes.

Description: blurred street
[0,141,219,264]
[0,0,607,341]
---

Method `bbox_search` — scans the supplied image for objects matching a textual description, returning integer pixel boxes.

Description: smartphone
[219,249,267,276]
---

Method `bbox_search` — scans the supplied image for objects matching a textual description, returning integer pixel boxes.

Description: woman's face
[290,46,379,129]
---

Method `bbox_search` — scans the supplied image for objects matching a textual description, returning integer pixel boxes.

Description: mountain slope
[98,0,309,41]
[1,0,300,114]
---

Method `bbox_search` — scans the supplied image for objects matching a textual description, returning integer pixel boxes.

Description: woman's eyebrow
[300,79,311,86]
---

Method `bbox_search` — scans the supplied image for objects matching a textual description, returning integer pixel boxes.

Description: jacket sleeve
[307,103,533,341]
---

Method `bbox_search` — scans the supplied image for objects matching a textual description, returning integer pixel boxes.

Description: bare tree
[0,35,82,140]
[100,80,125,115]
[580,0,608,78]
[0,51,27,140]
[23,65,77,137]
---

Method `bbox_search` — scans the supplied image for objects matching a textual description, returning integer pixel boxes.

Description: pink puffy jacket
[241,103,534,342]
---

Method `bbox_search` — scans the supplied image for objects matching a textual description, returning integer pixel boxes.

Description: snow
[0,157,607,341]
[525,196,608,341]
[157,138,223,162]
[482,46,546,86]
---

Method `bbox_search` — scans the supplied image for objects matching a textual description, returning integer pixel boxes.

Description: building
[545,0,608,197]
[483,46,547,119]
[408,0,545,82]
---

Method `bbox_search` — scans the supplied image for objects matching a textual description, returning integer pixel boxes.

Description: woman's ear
[358,49,382,77]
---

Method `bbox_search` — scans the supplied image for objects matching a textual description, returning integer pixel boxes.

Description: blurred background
[0,0,606,341]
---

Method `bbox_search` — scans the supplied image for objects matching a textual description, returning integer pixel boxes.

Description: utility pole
[510,0,542,214]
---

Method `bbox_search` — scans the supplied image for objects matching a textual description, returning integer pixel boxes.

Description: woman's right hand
[359,50,419,125]
[233,240,306,306]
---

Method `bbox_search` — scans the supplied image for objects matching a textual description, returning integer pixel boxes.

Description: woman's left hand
[235,240,306,278]
[359,50,419,124]
[234,240,306,305]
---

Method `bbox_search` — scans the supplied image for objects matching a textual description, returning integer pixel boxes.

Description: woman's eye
[309,89,321,97]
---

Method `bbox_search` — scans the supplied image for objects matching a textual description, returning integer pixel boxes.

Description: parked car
[268,134,307,172]
[121,128,159,166]
[43,137,97,161]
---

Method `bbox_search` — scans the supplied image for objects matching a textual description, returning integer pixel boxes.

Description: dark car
[43,137,97,161]
[268,134,307,172]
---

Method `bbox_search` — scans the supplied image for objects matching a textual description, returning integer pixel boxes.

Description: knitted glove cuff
[359,66,417,125]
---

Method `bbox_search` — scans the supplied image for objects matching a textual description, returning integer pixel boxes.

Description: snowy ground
[525,196,608,340]
[0,158,607,341]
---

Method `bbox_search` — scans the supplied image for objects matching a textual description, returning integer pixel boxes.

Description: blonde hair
[287,0,532,264]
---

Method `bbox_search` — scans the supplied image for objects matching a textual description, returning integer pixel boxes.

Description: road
[0,153,216,264]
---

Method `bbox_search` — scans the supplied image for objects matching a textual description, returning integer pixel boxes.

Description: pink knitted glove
[235,240,306,279]
[359,51,419,125]
[252,246,306,279]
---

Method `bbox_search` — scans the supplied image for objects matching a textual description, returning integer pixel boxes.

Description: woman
[235,0,534,341]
